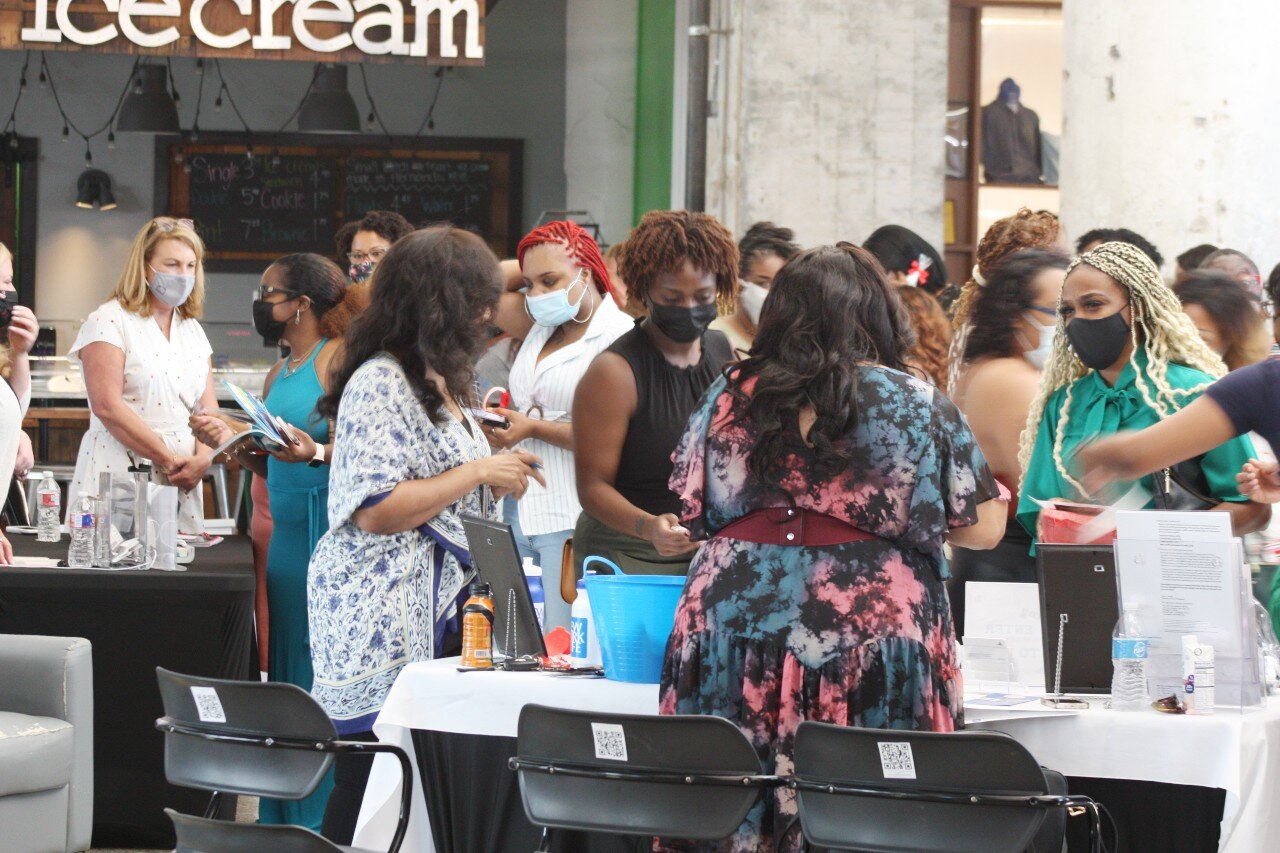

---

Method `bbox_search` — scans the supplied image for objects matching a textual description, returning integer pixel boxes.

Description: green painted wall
[632,0,675,222]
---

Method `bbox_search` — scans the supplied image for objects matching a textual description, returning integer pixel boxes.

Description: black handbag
[1151,457,1219,511]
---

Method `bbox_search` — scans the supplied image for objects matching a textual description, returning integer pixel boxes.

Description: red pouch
[1037,500,1116,546]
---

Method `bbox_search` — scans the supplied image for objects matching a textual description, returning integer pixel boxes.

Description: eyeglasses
[255,285,299,301]
[1027,305,1059,320]
[151,217,194,234]
[347,247,388,265]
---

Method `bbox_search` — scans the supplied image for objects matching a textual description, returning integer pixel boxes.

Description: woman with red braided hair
[571,210,738,577]
[483,220,634,628]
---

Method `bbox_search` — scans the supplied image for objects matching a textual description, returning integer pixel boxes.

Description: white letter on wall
[56,0,118,46]
[191,0,252,49]
[118,0,181,48]
[293,0,355,52]
[20,0,62,43]
[410,0,481,60]
[253,0,295,50]
[352,0,408,56]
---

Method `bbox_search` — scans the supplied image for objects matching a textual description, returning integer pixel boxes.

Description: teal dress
[258,340,335,828]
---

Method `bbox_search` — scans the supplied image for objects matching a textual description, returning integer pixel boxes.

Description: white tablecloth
[353,658,1280,852]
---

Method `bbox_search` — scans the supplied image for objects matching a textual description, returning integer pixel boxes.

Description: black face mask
[0,292,12,334]
[1065,310,1130,371]
[648,302,718,343]
[252,299,289,347]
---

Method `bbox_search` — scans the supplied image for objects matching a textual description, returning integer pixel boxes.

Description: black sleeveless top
[607,322,733,517]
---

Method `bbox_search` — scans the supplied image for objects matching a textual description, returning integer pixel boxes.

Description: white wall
[0,0,568,336]
[706,0,949,248]
[1061,0,1280,273]
[564,0,638,246]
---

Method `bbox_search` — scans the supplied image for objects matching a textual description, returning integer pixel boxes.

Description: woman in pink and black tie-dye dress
[659,244,1008,852]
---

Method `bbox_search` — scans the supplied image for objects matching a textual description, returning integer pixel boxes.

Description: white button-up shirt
[507,296,634,536]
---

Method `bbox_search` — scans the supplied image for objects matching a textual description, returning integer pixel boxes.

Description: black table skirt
[0,535,255,847]
[411,731,1227,853]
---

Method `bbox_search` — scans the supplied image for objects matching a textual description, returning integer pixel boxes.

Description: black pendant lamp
[116,64,180,134]
[75,169,117,211]
[298,65,360,133]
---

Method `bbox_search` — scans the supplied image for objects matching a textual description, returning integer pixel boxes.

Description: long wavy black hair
[963,248,1069,362]
[730,242,914,483]
[318,227,502,424]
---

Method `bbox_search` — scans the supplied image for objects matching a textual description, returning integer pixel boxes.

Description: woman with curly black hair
[572,209,738,576]
[947,249,1067,632]
[660,243,1005,850]
[306,227,543,842]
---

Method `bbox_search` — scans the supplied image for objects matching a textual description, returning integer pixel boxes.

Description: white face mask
[1022,313,1057,370]
[739,281,768,325]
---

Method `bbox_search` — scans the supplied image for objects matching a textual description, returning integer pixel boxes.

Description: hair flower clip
[904,254,932,287]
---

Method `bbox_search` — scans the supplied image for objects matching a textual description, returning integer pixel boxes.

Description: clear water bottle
[1111,604,1151,711]
[523,557,544,631]
[570,579,602,668]
[68,492,96,569]
[36,472,61,542]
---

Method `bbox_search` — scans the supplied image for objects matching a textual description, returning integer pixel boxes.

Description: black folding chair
[155,667,413,853]
[509,704,783,850]
[790,722,1103,853]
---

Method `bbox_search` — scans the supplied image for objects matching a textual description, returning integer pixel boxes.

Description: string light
[37,54,138,162]
[83,144,92,166]
[415,67,449,136]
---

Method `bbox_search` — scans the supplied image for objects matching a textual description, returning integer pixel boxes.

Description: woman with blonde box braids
[1016,241,1269,539]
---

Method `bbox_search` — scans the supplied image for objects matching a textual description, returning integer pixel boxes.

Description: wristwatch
[307,444,327,468]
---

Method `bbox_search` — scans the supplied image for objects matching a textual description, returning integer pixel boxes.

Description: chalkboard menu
[345,157,491,233]
[185,152,337,254]
[156,133,523,271]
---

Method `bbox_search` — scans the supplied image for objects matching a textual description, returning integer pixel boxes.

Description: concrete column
[1060,0,1280,272]
[706,0,949,247]
[564,0,638,247]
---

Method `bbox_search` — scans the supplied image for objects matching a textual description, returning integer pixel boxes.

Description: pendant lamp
[116,64,180,134]
[298,65,361,134]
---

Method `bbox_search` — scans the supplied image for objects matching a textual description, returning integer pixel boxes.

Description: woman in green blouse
[1017,241,1269,539]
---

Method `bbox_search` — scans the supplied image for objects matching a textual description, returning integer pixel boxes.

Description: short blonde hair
[112,217,206,319]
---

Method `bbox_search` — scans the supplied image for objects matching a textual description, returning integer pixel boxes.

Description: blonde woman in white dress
[0,242,40,563]
[68,218,218,534]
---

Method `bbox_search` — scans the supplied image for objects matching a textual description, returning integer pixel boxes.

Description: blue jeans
[503,499,574,630]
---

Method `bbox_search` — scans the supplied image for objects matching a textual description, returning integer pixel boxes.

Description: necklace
[286,338,321,371]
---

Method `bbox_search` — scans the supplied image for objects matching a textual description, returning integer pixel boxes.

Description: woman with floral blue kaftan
[306,228,544,844]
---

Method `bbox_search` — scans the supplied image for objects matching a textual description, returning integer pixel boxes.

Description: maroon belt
[715,507,875,547]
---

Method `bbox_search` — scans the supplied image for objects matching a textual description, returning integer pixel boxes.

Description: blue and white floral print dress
[307,354,496,733]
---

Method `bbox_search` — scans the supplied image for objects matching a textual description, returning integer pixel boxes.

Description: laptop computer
[460,514,548,659]
[1036,544,1119,694]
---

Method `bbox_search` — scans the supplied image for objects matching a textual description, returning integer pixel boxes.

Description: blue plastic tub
[583,572,685,683]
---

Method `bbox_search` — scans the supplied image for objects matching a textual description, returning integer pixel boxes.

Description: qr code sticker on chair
[591,722,629,762]
[877,741,916,779]
[190,686,227,724]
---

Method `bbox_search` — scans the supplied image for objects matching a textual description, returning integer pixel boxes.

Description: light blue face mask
[525,270,589,328]
[148,266,196,309]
